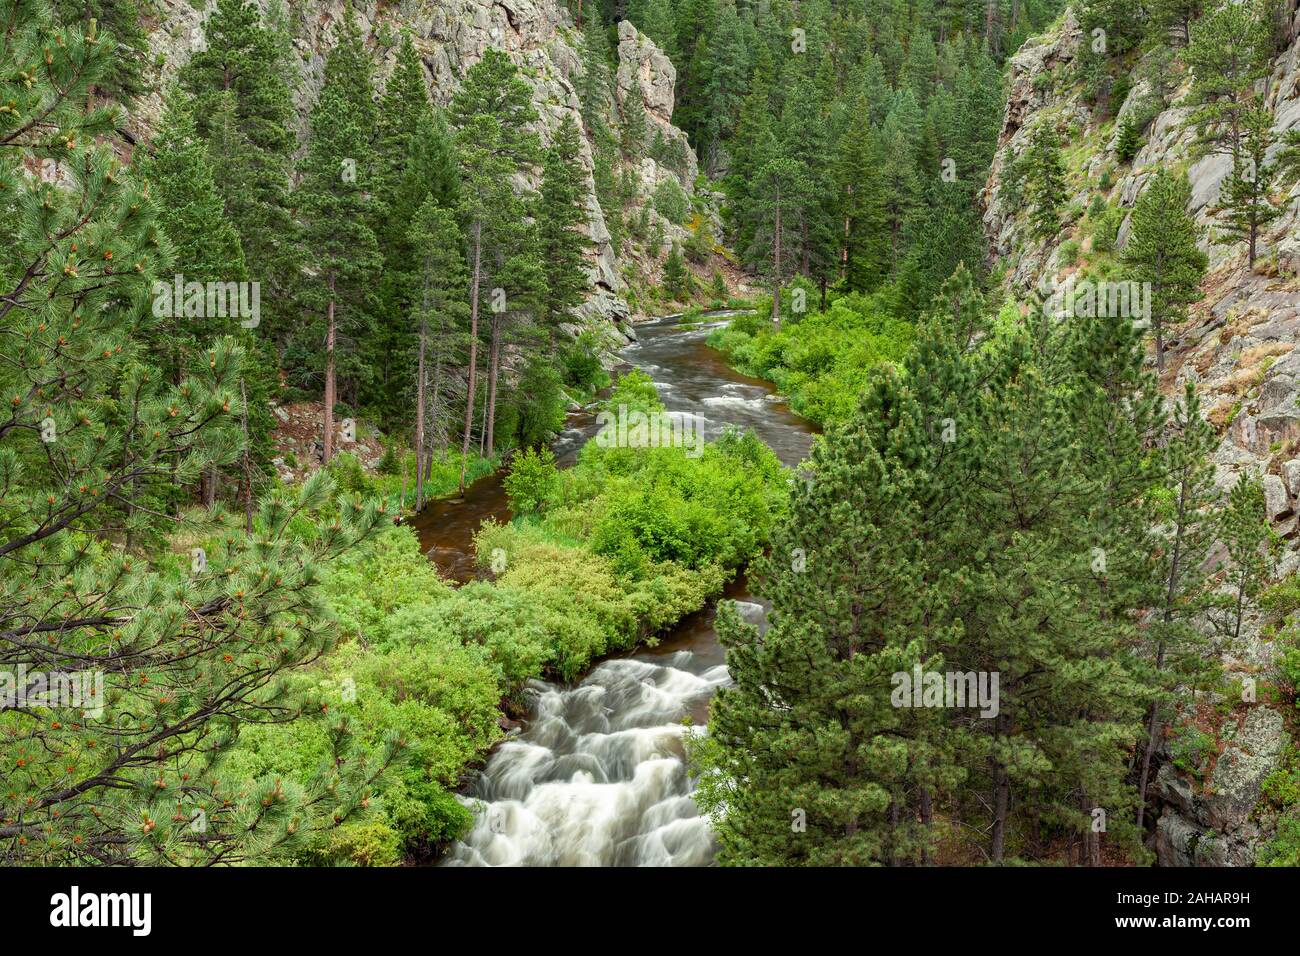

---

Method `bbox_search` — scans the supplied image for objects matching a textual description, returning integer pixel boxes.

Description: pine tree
[1115,113,1143,163]
[876,105,921,268]
[692,379,951,865]
[538,117,592,338]
[832,97,889,290]
[181,0,298,347]
[0,0,395,864]
[1123,168,1207,369]
[663,243,692,300]
[293,13,381,465]
[365,34,459,429]
[1215,107,1283,266]
[748,156,811,327]
[409,198,469,510]
[697,0,747,173]
[1184,0,1271,157]
[55,0,148,103]
[1024,124,1067,241]
[139,88,248,367]
[449,49,541,488]
[1135,382,1218,827]
[1210,474,1280,657]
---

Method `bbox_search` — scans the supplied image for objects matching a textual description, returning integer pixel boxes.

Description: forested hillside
[2,0,1300,873]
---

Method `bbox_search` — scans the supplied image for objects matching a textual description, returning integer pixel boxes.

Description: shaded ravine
[427,312,815,866]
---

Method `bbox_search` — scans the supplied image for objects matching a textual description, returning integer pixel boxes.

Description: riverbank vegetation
[692,266,1282,866]
[214,371,784,864]
[706,289,915,425]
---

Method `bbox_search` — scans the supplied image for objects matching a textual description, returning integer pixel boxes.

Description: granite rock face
[1153,709,1286,866]
[985,5,1300,865]
[134,1,698,336]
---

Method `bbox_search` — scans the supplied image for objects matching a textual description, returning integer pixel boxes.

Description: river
[419,312,815,866]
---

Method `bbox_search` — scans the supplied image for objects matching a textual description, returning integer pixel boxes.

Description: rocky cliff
[985,5,1300,865]
[135,0,700,340]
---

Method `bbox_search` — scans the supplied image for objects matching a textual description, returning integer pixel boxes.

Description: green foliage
[707,294,915,425]
[538,116,593,331]
[1115,114,1143,163]
[1123,168,1208,369]
[503,447,560,515]
[663,244,693,301]
[696,264,1177,866]
[653,176,690,224]
[1024,124,1069,241]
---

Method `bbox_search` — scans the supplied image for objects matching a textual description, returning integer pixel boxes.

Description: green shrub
[653,177,690,224]
[504,446,559,515]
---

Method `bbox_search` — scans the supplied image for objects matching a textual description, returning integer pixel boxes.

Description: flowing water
[426,312,815,866]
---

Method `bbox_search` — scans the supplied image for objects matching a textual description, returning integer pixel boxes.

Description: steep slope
[134,0,701,338]
[985,4,1300,865]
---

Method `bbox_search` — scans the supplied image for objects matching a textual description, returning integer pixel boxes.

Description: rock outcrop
[1153,708,1286,866]
[984,5,1300,864]
[135,1,699,339]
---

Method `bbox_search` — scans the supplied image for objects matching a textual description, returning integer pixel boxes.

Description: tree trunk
[323,270,337,466]
[772,185,782,330]
[840,186,851,280]
[919,787,933,865]
[240,378,253,534]
[486,311,502,457]
[990,757,1010,863]
[415,319,427,511]
[460,222,482,495]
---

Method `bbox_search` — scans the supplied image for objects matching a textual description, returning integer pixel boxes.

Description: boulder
[1264,473,1292,520]
[1284,459,1300,498]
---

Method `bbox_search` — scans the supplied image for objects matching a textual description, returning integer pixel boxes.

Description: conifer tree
[1135,383,1218,827]
[366,34,459,428]
[1115,113,1143,163]
[538,117,593,338]
[1123,168,1207,369]
[448,49,541,489]
[748,156,810,327]
[0,0,395,864]
[1209,474,1279,656]
[1184,0,1271,157]
[692,382,950,865]
[293,13,381,465]
[181,0,298,346]
[409,198,469,509]
[55,0,148,103]
[619,76,648,160]
[1024,124,1067,241]
[139,89,248,373]
[1215,107,1283,266]
[663,243,691,300]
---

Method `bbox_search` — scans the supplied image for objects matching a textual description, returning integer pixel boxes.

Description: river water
[426,313,814,866]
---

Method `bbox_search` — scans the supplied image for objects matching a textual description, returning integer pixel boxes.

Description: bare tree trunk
[323,270,337,466]
[479,383,488,456]
[919,787,933,865]
[771,185,782,330]
[415,319,427,511]
[240,378,253,533]
[460,222,482,495]
[203,465,217,508]
[428,345,445,483]
[840,186,851,281]
[990,754,1010,863]
[486,311,502,457]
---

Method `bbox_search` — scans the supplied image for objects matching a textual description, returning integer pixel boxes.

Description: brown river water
[417,312,815,866]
